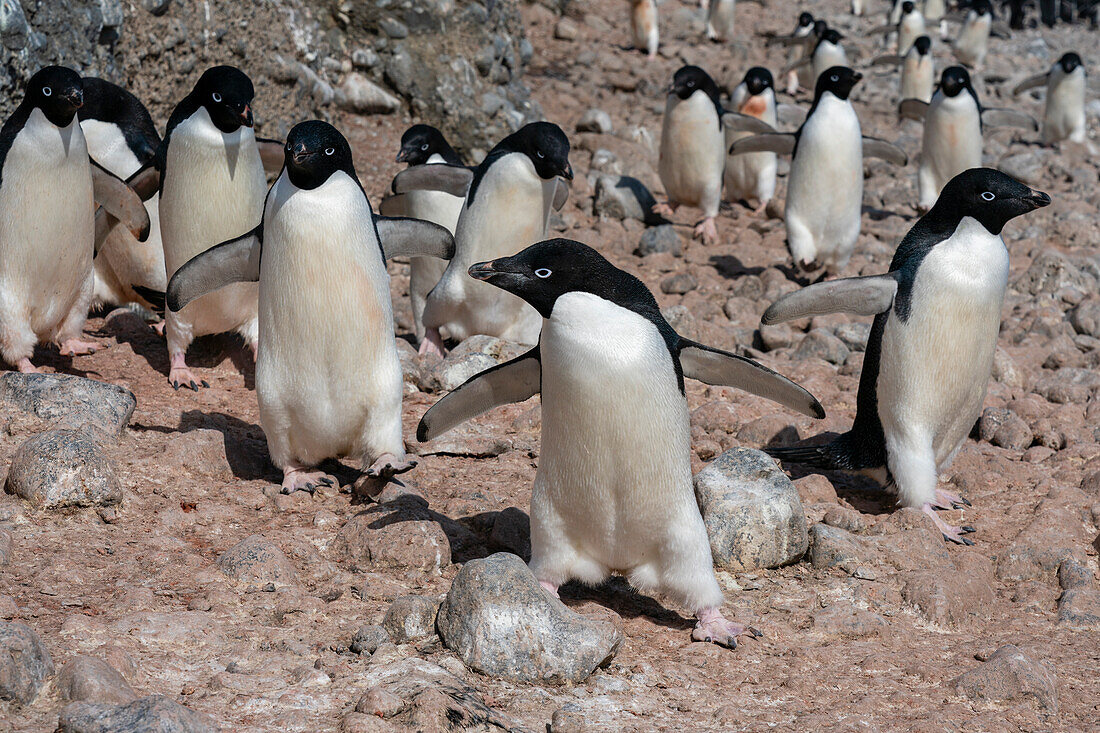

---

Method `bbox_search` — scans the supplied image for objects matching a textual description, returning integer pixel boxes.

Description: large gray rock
[950,645,1058,712]
[382,595,441,644]
[0,621,54,704]
[0,373,135,438]
[5,429,122,510]
[58,695,217,733]
[635,223,682,256]
[58,656,137,704]
[1070,297,1100,338]
[335,72,401,114]
[216,535,297,590]
[594,175,660,223]
[694,448,809,571]
[1013,250,1097,297]
[421,335,528,393]
[436,553,623,683]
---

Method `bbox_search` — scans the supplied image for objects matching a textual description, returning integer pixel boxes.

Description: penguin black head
[902,1,916,13]
[78,77,161,165]
[283,120,357,190]
[913,36,932,56]
[818,29,844,49]
[24,66,84,127]
[193,66,255,133]
[931,168,1050,235]
[813,20,829,39]
[971,0,993,16]
[742,67,774,96]
[797,12,814,28]
[495,121,573,181]
[396,124,460,166]
[1058,52,1083,74]
[814,67,862,102]
[670,66,721,104]
[468,238,651,320]
[940,66,974,98]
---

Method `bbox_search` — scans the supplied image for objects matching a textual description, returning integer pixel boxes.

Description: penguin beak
[65,89,84,109]
[560,162,574,181]
[468,261,499,281]
[1022,189,1052,210]
[290,142,312,165]
[395,147,411,163]
[239,104,254,128]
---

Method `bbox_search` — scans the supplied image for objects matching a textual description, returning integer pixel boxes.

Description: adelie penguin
[629,0,659,59]
[764,168,1050,545]
[390,122,572,356]
[0,66,149,373]
[379,124,466,347]
[871,35,934,104]
[729,67,908,274]
[1013,52,1087,145]
[166,121,454,494]
[724,67,778,215]
[900,66,1037,211]
[771,13,816,95]
[868,1,926,56]
[950,0,1010,71]
[784,27,849,89]
[417,238,825,648]
[705,0,736,42]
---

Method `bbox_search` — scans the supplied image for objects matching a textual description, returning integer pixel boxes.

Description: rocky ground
[2,0,1100,731]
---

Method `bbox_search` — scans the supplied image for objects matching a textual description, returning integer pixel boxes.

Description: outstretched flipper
[780,56,812,76]
[777,103,807,127]
[1012,73,1049,96]
[729,133,797,156]
[391,164,474,197]
[990,21,1012,39]
[762,274,898,324]
[166,227,262,312]
[91,161,151,242]
[865,23,897,36]
[416,349,542,441]
[898,98,930,121]
[678,341,825,419]
[981,108,1039,131]
[721,112,778,135]
[256,137,286,175]
[862,136,909,166]
[377,192,406,218]
[375,216,455,260]
[870,54,905,67]
[553,178,569,211]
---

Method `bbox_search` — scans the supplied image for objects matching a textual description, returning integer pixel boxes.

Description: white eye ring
[981,191,995,201]
[325,147,335,156]
[212,92,222,103]
[42,86,51,97]
[687,81,695,87]
[830,75,839,82]
[536,150,545,159]
[420,143,429,151]
[535,268,552,279]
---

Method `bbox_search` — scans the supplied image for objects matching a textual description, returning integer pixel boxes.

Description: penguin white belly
[724,92,777,203]
[160,108,266,340]
[1044,72,1086,144]
[924,0,945,21]
[631,0,658,56]
[256,172,402,468]
[531,292,722,611]
[658,92,725,217]
[876,217,1007,505]
[901,55,934,103]
[851,0,866,16]
[919,94,982,209]
[955,16,990,68]
[422,154,549,344]
[791,31,816,89]
[785,96,863,269]
[706,0,735,41]
[813,45,849,82]
[898,16,924,54]
[0,110,93,346]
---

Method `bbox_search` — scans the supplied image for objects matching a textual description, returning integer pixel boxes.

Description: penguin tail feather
[766,432,869,472]
[132,286,166,316]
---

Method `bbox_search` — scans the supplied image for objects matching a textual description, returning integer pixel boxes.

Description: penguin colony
[0,0,1085,649]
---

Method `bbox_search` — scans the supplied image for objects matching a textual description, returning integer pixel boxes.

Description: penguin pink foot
[418,328,445,358]
[281,464,336,495]
[753,199,770,216]
[932,488,971,509]
[59,338,100,357]
[539,580,560,598]
[922,503,975,545]
[366,453,417,480]
[693,217,718,244]
[651,201,679,218]
[15,358,39,374]
[692,607,761,649]
[151,321,165,337]
[168,352,209,391]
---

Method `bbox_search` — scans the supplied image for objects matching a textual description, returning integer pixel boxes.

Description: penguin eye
[42,86,52,97]
[212,92,222,103]
[324,147,335,156]
[536,150,545,159]
[830,74,839,82]
[687,80,695,87]
[420,143,429,151]
[535,268,552,279]
[981,192,995,201]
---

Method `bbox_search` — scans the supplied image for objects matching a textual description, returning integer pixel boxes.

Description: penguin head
[971,0,993,16]
[468,238,645,319]
[670,66,720,102]
[940,66,973,98]
[495,121,573,181]
[818,29,844,49]
[814,67,862,102]
[193,66,255,133]
[742,67,774,97]
[932,168,1050,235]
[1058,52,1083,74]
[797,12,814,28]
[813,20,828,39]
[913,36,932,56]
[902,1,915,14]
[25,66,83,127]
[396,124,453,165]
[78,77,161,165]
[283,120,356,190]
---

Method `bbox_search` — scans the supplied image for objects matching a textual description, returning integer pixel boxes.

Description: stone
[991,411,1032,451]
[1057,588,1100,629]
[0,525,11,565]
[793,329,850,365]
[693,448,809,571]
[0,0,29,50]
[900,555,995,626]
[997,152,1043,184]
[0,373,135,438]
[1069,297,1100,338]
[333,502,453,574]
[661,305,697,339]
[991,347,1025,388]
[594,175,661,224]
[379,17,408,38]
[489,506,531,559]
[812,605,888,638]
[5,429,122,510]
[216,535,298,590]
[382,595,441,644]
[141,0,171,16]
[551,704,589,733]
[1014,249,1096,297]
[437,553,623,683]
[1034,367,1100,403]
[576,108,612,134]
[335,73,401,114]
[58,695,217,733]
[834,322,870,352]
[635,224,682,257]
[660,271,697,294]
[355,686,404,718]
[58,656,137,704]
[350,625,391,655]
[950,645,1058,712]
[808,523,872,576]
[0,621,54,704]
[554,17,579,40]
[422,336,528,393]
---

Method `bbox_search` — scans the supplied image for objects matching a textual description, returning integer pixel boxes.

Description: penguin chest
[878,218,1008,464]
[924,95,982,180]
[725,91,777,199]
[901,56,934,102]
[787,97,863,240]
[1045,73,1086,142]
[659,92,724,205]
[80,120,143,178]
[537,293,694,550]
[957,16,990,62]
[631,0,657,46]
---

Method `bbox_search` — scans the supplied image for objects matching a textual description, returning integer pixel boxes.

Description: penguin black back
[466,121,572,205]
[78,77,161,166]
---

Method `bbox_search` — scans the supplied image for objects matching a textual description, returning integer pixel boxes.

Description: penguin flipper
[256,137,286,175]
[865,23,896,36]
[126,163,161,201]
[762,274,898,324]
[90,161,151,243]
[780,57,812,76]
[862,137,909,166]
[166,227,262,312]
[776,103,807,127]
[981,108,1039,131]
[870,54,904,67]
[729,133,796,157]
[897,98,930,121]
[552,179,570,211]
[416,349,541,442]
[990,21,1012,39]
[392,164,474,197]
[377,193,406,217]
[721,113,778,135]
[376,216,455,260]
[1012,73,1049,96]
[678,341,825,419]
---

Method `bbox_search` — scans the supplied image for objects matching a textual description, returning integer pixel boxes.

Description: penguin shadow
[352,493,490,565]
[558,578,693,633]
[861,204,913,222]
[708,254,765,281]
[131,409,279,483]
[18,344,98,378]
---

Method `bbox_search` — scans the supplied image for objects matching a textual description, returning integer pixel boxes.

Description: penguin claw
[692,609,755,650]
[960,525,976,534]
[201,380,210,388]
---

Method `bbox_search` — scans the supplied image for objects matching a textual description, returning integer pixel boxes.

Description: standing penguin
[802,29,850,84]
[418,239,824,647]
[778,13,817,95]
[872,35,935,103]
[166,121,454,493]
[870,2,926,55]
[78,77,167,313]
[852,0,868,17]
[629,0,659,59]
[953,0,996,70]
[724,67,778,214]
[1013,52,1087,145]
[391,122,572,356]
[380,125,466,346]
[654,66,727,245]
[158,66,278,391]
[706,0,736,42]
[0,66,150,373]
[729,68,908,273]
[764,169,1050,544]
